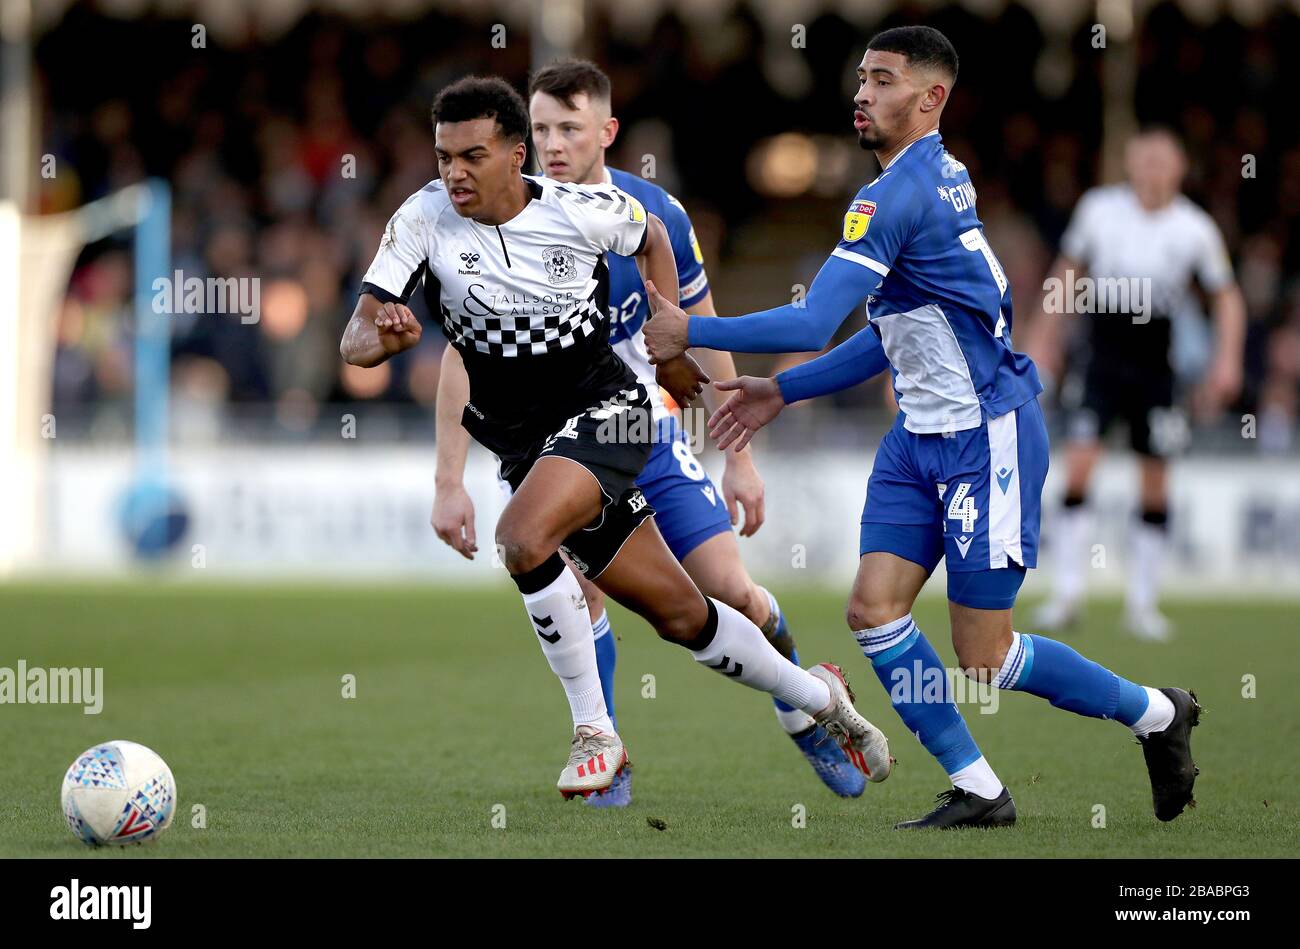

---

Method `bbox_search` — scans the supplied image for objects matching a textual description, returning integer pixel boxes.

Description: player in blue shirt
[645,27,1202,828]
[432,61,864,805]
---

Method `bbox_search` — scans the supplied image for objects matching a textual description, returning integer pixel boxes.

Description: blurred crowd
[35,0,1300,450]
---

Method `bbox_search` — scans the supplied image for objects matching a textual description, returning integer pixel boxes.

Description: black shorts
[1064,317,1188,458]
[493,384,657,578]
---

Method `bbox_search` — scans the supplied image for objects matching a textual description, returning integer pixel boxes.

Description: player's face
[853,49,922,150]
[1125,134,1186,209]
[529,91,613,184]
[435,118,526,218]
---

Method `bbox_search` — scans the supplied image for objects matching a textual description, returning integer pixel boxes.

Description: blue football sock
[856,614,984,773]
[592,612,617,731]
[994,631,1150,725]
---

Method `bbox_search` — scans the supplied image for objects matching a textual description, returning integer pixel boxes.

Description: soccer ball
[61,740,177,846]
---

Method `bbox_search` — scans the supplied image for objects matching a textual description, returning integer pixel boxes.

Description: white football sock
[691,598,831,715]
[1126,520,1167,616]
[1053,503,1091,606]
[591,610,611,640]
[520,565,614,734]
[949,756,1004,800]
[775,707,817,734]
[1130,687,1176,737]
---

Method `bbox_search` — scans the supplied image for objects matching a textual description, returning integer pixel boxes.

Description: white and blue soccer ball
[61,740,177,846]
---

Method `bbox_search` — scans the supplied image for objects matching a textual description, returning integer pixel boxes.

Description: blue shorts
[637,415,733,562]
[860,398,1049,610]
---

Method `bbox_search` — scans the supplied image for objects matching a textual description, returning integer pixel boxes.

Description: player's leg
[948,399,1199,822]
[849,416,990,812]
[1036,375,1113,631]
[496,455,625,798]
[566,566,631,808]
[638,417,863,794]
[589,516,892,778]
[1035,437,1102,630]
[682,531,863,796]
[1124,444,1174,641]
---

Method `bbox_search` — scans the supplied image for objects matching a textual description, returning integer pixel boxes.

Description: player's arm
[342,198,430,367]
[687,291,769,534]
[1194,281,1246,418]
[1190,216,1245,418]
[645,254,877,361]
[1022,253,1082,385]
[340,294,422,367]
[431,345,477,559]
[707,325,891,453]
[633,213,708,406]
[644,178,914,362]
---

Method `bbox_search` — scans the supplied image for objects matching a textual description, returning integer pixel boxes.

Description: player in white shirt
[340,76,890,800]
[1027,128,1246,640]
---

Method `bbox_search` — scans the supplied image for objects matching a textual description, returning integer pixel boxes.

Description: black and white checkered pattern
[439,277,605,358]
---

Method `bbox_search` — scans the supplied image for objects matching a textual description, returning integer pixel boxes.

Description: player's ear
[920,80,949,114]
[512,139,527,170]
[601,115,619,150]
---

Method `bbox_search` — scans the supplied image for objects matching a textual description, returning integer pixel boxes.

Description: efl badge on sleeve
[842,200,876,242]
[628,194,647,223]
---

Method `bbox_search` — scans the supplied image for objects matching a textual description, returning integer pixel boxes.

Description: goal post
[0,179,171,574]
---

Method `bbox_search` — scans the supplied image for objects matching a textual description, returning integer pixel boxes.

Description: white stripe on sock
[591,611,611,640]
[854,614,915,657]
[994,631,1027,689]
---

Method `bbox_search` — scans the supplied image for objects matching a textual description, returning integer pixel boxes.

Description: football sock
[512,552,614,735]
[1127,510,1168,616]
[591,611,617,731]
[995,631,1172,733]
[686,597,831,716]
[948,756,1005,800]
[855,614,994,795]
[757,587,816,733]
[1052,494,1090,606]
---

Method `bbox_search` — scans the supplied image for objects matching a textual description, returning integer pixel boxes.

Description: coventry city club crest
[542,245,578,285]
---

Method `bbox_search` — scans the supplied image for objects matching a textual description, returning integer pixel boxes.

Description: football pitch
[1,581,1296,858]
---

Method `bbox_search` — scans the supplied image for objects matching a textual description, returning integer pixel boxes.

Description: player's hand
[375,301,422,355]
[722,450,766,537]
[642,279,690,364]
[431,484,477,559]
[708,376,786,453]
[1192,356,1242,420]
[656,353,710,407]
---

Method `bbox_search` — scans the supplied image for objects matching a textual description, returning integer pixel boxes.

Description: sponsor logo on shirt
[457,251,481,275]
[843,200,876,242]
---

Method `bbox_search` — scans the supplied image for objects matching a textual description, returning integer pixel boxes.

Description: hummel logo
[708,655,744,678]
[457,251,481,275]
[531,613,561,643]
[954,535,974,559]
[701,486,716,505]
[996,467,1014,494]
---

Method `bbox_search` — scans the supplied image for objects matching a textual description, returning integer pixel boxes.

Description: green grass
[0,581,1296,857]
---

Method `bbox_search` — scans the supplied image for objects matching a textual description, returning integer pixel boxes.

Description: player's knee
[702,574,760,624]
[653,597,710,646]
[845,596,910,633]
[953,642,1006,682]
[494,527,552,576]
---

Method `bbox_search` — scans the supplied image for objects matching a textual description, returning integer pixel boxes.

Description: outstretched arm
[644,253,879,361]
[707,325,891,453]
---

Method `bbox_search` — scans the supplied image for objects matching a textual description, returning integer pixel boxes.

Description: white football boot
[557,725,628,800]
[809,663,893,783]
